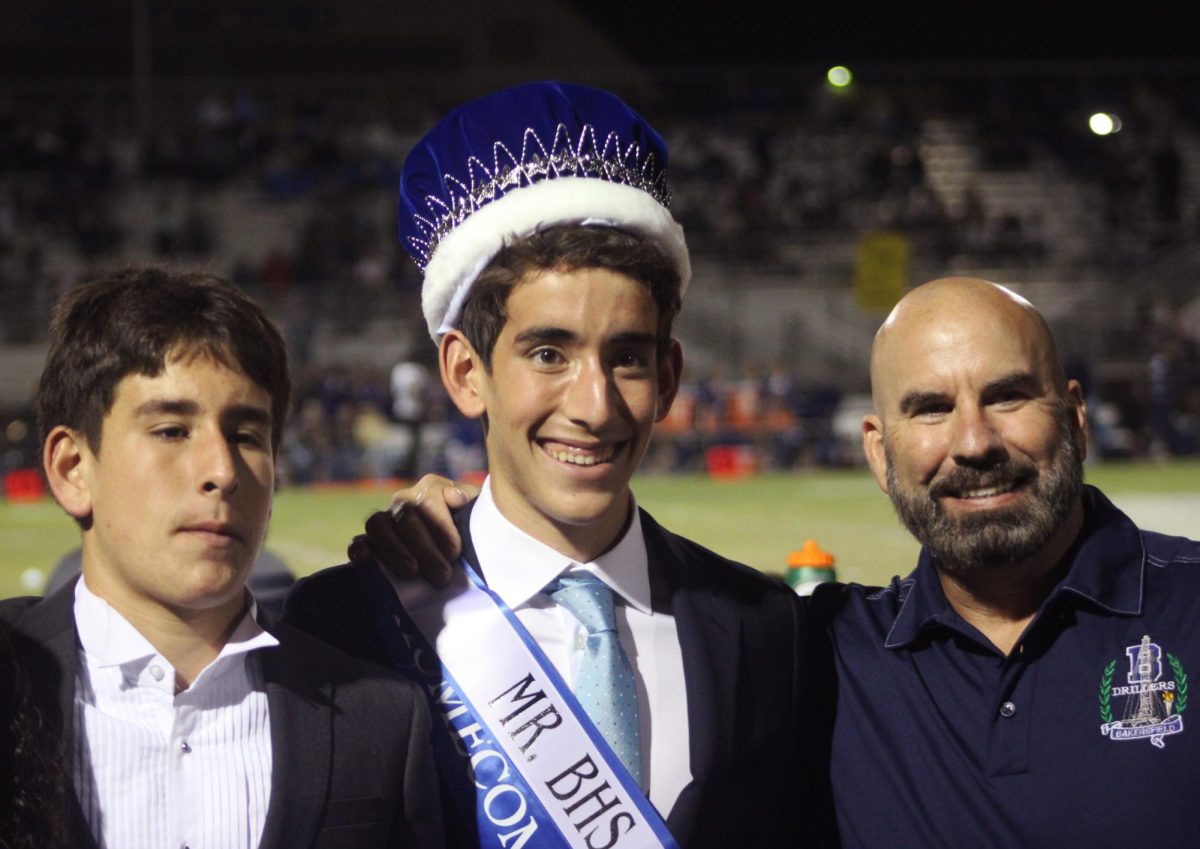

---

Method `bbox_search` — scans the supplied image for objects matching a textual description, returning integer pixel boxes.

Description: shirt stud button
[181,741,192,754]
[1000,701,1017,718]
[149,664,165,681]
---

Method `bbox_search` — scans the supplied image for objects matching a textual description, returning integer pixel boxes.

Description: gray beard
[885,417,1084,575]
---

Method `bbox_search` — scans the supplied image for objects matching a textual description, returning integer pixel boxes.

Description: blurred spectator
[0,74,1196,472]
[390,354,433,479]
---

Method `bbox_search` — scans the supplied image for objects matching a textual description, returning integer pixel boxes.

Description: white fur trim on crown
[421,176,691,340]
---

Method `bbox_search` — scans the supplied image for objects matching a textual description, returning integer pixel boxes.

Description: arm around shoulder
[281,563,393,667]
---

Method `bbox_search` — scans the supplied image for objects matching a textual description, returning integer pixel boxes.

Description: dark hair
[35,267,291,454]
[458,225,683,368]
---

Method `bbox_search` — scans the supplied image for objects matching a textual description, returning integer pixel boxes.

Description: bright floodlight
[827,66,853,87]
[1089,112,1121,135]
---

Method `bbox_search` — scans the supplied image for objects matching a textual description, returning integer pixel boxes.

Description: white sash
[362,560,679,849]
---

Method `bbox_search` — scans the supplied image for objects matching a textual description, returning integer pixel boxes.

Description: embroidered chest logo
[1099,635,1187,748]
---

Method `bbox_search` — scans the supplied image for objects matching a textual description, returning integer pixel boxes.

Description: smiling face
[862,279,1087,573]
[46,351,275,623]
[441,266,681,560]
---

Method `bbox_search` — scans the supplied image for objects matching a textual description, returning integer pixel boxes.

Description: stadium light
[1088,112,1122,136]
[827,66,853,88]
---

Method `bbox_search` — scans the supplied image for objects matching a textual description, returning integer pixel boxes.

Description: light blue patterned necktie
[548,573,643,787]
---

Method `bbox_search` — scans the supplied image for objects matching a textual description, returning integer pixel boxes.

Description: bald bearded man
[811,277,1200,848]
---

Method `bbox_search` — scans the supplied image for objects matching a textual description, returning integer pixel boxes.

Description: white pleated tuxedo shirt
[469,478,692,817]
[72,578,278,849]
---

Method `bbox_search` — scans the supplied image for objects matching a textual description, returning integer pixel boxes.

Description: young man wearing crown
[283,83,828,849]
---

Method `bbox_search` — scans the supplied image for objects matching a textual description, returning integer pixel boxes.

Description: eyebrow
[897,390,948,416]
[607,331,658,348]
[224,404,273,429]
[133,399,201,418]
[513,327,578,347]
[133,399,272,428]
[512,328,658,349]
[983,372,1040,396]
[896,372,1042,415]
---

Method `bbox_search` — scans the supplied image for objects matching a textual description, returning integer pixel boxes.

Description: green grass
[3,459,1198,599]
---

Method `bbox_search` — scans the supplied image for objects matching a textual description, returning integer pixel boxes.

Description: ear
[862,414,890,494]
[439,330,487,419]
[43,426,94,520]
[653,338,684,423]
[1065,378,1088,461]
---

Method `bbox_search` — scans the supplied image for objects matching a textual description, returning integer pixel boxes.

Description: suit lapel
[641,511,743,842]
[18,581,82,749]
[13,578,100,849]
[256,616,334,849]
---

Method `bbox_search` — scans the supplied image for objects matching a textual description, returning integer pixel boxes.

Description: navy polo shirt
[811,486,1200,848]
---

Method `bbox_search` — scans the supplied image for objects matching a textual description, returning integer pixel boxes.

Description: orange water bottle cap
[787,539,835,568]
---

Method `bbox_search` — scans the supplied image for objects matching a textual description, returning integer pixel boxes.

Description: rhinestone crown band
[407,122,671,269]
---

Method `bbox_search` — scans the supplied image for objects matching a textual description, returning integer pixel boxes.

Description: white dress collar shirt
[72,577,278,849]
[469,478,692,818]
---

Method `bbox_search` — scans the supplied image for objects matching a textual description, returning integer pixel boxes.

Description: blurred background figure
[389,347,433,480]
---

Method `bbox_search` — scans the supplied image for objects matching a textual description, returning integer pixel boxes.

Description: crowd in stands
[252,331,1200,486]
[249,340,1200,488]
[664,91,1028,270]
[0,90,430,349]
[280,358,481,486]
[260,360,855,486]
[2,75,1199,485]
[1145,317,1200,457]
[6,77,1195,333]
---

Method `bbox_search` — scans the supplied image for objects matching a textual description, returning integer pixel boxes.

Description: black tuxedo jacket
[284,503,834,848]
[0,580,444,849]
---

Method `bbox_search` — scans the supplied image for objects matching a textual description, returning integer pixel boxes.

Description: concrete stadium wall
[0,346,48,408]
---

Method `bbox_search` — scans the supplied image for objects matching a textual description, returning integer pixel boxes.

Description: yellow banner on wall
[854,231,909,313]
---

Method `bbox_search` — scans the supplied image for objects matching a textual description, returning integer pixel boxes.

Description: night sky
[568,3,1197,67]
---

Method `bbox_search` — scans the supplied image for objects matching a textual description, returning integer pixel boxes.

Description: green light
[827,66,853,87]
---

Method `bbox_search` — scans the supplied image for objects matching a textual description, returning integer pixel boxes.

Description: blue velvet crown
[398,81,689,339]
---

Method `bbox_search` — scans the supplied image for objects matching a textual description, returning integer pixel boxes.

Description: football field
[2,460,1198,599]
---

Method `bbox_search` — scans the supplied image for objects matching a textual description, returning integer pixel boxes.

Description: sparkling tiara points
[408,122,671,269]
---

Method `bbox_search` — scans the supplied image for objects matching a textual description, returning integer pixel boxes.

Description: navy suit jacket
[284,503,834,848]
[0,580,444,849]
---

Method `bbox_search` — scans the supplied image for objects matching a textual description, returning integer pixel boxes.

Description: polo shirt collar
[1045,485,1144,615]
[885,485,1145,649]
[883,552,954,649]
[469,476,652,615]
